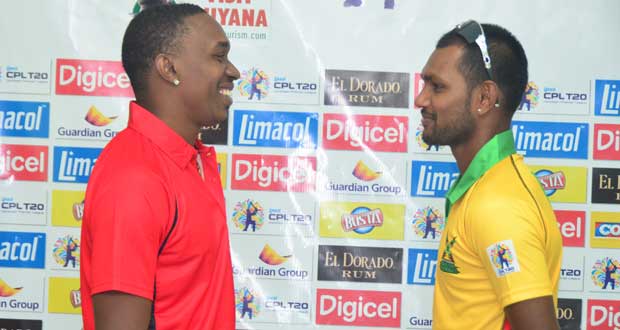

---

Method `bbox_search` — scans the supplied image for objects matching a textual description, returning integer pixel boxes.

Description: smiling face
[414,45,477,147]
[173,13,240,127]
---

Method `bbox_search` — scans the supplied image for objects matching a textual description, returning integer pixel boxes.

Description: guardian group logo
[232,110,318,149]
[0,276,43,313]
[512,121,588,159]
[594,79,620,116]
[0,101,49,138]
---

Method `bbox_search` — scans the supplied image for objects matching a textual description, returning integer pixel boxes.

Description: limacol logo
[594,79,620,116]
[52,146,102,184]
[0,231,46,269]
[407,248,438,285]
[233,110,318,148]
[0,101,49,138]
[511,121,588,159]
[410,161,459,198]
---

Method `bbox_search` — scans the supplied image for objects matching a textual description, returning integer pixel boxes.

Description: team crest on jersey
[439,236,460,274]
[487,240,521,277]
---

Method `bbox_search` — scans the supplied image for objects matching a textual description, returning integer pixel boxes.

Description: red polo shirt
[80,102,234,330]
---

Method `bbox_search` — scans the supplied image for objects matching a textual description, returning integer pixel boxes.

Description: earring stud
[173,79,180,86]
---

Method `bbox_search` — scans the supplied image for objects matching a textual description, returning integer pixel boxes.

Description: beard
[421,102,476,147]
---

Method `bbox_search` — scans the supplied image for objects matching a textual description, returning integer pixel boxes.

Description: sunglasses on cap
[455,20,493,81]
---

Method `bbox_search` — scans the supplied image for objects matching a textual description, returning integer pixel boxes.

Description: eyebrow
[215,41,230,51]
[420,73,434,82]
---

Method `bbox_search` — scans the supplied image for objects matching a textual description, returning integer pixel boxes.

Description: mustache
[421,109,437,120]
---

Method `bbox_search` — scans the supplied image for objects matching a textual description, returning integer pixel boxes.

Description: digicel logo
[588,299,620,329]
[322,113,408,152]
[594,124,620,160]
[555,210,585,247]
[316,289,401,327]
[55,59,134,97]
[0,144,48,182]
[231,154,316,192]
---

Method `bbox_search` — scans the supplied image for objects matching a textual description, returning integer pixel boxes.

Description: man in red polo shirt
[80,4,240,330]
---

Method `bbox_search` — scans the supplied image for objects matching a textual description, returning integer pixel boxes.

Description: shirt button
[207,152,211,156]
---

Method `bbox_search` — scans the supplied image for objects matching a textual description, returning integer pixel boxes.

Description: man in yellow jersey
[414,20,562,330]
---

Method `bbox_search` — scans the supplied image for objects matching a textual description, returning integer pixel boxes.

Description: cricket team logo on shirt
[231,199,265,232]
[487,240,520,277]
[411,206,444,240]
[439,236,459,274]
[235,287,261,320]
[591,257,620,290]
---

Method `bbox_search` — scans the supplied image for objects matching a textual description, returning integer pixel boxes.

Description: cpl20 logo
[235,287,261,320]
[592,257,620,290]
[52,234,80,269]
[411,206,444,240]
[237,68,269,100]
[231,199,265,232]
[518,81,540,111]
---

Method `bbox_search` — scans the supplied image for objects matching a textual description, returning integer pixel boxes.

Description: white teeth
[219,89,232,96]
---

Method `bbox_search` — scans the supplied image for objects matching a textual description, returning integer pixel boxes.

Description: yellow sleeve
[465,194,553,308]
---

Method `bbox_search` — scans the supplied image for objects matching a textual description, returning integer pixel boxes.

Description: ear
[153,53,179,85]
[476,80,500,115]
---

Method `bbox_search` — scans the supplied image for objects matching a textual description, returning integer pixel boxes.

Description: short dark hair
[122,3,206,98]
[436,23,528,116]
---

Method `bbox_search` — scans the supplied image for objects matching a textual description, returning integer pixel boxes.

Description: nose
[414,81,429,110]
[227,60,241,80]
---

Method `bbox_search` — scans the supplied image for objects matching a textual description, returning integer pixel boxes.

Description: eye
[432,82,444,92]
[214,54,226,63]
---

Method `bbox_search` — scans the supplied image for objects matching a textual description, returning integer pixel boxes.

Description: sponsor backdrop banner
[0,0,618,329]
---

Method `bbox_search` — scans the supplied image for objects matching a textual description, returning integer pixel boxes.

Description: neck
[136,96,199,146]
[451,123,510,174]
